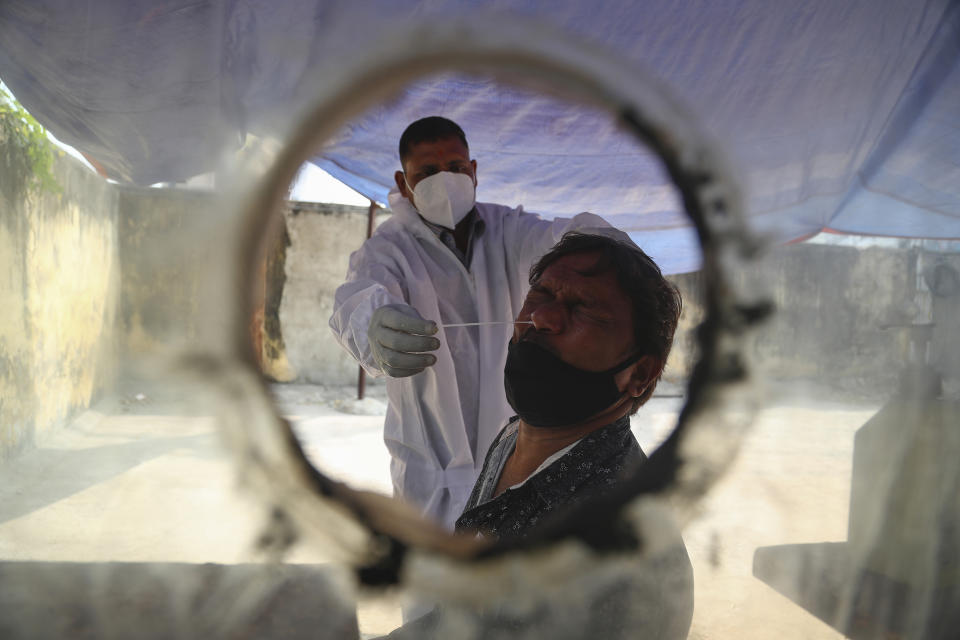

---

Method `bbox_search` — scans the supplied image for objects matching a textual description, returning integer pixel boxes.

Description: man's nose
[530,302,565,333]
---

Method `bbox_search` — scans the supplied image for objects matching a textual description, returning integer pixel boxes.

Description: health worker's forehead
[404,136,470,169]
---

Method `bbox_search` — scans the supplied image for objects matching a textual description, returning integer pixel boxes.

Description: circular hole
[217,18,765,635]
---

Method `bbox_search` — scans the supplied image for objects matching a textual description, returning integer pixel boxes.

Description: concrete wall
[751,245,919,390]
[112,195,381,385]
[116,186,216,357]
[0,140,225,461]
[110,192,374,385]
[2,147,949,462]
[277,208,948,397]
[278,202,386,384]
[667,243,928,395]
[0,151,119,459]
[925,253,960,386]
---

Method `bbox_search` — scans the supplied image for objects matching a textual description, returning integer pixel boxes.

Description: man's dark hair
[398,116,469,168]
[529,232,682,411]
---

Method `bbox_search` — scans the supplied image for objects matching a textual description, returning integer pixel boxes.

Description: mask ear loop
[604,351,646,375]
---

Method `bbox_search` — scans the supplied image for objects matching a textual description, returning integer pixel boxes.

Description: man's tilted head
[507,232,681,425]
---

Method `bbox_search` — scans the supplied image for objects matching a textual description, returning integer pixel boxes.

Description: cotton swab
[438,320,534,328]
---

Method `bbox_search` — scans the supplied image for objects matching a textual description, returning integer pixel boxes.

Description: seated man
[455,230,682,539]
[383,232,693,640]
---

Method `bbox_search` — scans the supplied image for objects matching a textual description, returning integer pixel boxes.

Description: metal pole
[357,199,378,400]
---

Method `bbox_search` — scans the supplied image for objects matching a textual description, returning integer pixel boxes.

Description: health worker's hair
[398,116,470,168]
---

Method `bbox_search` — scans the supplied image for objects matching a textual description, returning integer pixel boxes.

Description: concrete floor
[0,382,880,638]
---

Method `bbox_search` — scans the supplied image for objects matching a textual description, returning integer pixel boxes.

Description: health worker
[329,116,619,529]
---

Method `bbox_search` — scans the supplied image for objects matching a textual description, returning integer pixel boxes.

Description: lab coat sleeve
[328,240,409,377]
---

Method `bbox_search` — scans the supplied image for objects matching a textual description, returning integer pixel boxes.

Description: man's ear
[395,170,412,201]
[626,355,661,398]
[471,159,478,187]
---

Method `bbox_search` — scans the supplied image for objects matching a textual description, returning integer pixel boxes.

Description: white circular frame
[220,15,768,581]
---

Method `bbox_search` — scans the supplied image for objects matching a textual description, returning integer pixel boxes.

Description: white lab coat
[329,191,611,529]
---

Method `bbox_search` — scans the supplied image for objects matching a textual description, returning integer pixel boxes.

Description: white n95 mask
[408,171,476,229]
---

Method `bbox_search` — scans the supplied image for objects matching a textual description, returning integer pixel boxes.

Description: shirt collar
[487,416,632,503]
[420,207,485,267]
[419,207,483,237]
[528,416,633,510]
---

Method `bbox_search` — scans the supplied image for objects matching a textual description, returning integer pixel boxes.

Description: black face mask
[503,339,643,428]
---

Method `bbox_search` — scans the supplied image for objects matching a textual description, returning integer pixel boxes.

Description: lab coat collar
[387,187,430,235]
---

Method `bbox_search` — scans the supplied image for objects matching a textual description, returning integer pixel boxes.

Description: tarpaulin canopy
[1,0,958,273]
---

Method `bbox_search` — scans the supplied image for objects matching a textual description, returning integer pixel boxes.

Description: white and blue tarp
[1,0,958,273]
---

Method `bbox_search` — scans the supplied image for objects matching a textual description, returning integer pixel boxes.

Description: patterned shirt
[455,415,646,540]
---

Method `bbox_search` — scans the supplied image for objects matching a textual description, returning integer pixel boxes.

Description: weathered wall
[113,194,375,385]
[277,210,946,396]
[278,202,385,384]
[667,243,927,396]
[0,151,119,459]
[116,186,215,358]
[112,195,379,385]
[925,253,960,386]
[33,174,936,399]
